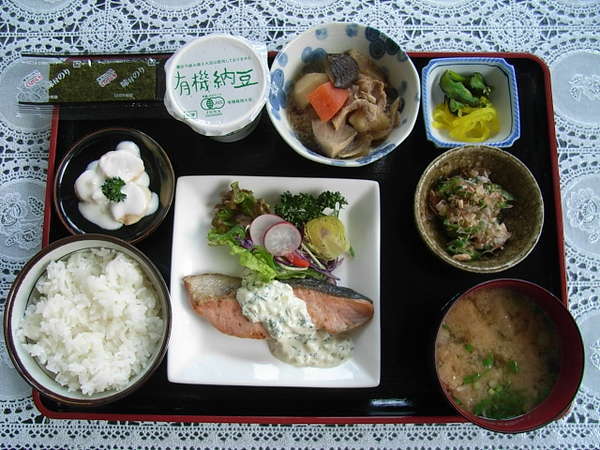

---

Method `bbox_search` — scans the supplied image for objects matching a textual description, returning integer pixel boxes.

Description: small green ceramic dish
[414,145,544,273]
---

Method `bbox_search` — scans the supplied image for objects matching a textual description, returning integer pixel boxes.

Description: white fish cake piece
[115,140,141,156]
[99,150,144,182]
[74,169,104,202]
[111,183,151,225]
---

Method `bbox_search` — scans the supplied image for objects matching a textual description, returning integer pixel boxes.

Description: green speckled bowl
[414,145,544,273]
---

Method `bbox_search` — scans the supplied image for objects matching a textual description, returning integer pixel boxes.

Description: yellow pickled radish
[432,102,500,142]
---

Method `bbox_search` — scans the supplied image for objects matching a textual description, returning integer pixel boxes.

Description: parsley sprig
[101,177,127,202]
[274,191,348,228]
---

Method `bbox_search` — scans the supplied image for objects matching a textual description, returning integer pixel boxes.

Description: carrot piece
[308,81,349,122]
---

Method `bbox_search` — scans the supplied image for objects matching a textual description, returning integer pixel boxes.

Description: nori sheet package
[47,58,159,102]
[17,54,169,118]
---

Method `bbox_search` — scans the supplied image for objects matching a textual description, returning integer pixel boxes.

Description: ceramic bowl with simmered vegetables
[421,57,520,148]
[414,145,543,273]
[435,279,583,433]
[267,22,420,167]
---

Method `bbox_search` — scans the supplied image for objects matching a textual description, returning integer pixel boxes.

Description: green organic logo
[201,96,225,111]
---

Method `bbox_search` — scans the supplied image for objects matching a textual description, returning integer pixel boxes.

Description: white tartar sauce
[74,141,159,230]
[236,280,353,367]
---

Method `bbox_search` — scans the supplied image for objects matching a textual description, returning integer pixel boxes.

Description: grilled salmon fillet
[183,273,267,339]
[183,273,374,339]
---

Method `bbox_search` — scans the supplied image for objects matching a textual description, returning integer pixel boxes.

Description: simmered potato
[293,72,329,109]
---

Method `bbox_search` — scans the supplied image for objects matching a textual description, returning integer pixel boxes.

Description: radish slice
[263,222,302,256]
[249,214,285,246]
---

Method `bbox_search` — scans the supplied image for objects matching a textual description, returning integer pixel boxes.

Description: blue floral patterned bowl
[267,22,420,167]
[421,57,520,148]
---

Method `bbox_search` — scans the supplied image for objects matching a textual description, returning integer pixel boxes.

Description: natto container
[163,35,269,143]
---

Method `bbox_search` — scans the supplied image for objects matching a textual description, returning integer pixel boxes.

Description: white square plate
[168,176,381,387]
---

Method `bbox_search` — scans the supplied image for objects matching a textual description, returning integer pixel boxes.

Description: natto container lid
[163,34,269,141]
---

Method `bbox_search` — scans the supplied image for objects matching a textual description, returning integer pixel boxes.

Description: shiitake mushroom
[326,54,359,89]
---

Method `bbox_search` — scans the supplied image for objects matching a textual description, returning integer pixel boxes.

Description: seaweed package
[17,54,166,114]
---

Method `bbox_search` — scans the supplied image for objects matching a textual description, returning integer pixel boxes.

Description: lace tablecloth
[1,0,599,448]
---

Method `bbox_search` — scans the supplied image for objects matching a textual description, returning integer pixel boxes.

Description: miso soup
[435,287,560,420]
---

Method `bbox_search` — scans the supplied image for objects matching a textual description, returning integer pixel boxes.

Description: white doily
[1,0,600,448]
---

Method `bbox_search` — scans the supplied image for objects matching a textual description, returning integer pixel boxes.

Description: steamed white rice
[18,248,164,395]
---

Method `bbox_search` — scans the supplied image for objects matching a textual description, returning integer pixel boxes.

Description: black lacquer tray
[35,53,565,423]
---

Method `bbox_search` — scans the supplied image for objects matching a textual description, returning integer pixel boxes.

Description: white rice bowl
[17,248,164,396]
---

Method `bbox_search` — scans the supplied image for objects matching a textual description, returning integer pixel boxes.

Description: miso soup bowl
[434,279,584,433]
[267,22,420,167]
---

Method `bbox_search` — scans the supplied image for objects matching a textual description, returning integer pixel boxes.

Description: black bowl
[54,127,174,243]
